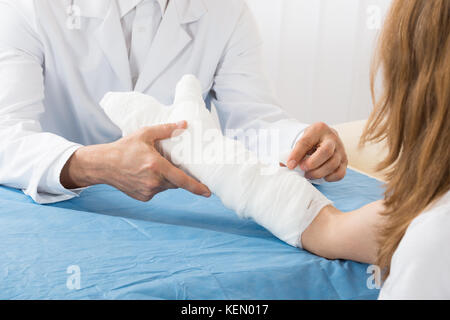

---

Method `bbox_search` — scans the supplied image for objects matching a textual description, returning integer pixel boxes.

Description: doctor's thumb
[142,121,188,142]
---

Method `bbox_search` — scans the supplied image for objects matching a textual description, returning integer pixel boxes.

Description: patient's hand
[60,122,211,202]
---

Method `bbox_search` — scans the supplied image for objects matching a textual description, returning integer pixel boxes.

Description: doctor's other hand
[287,122,348,182]
[60,121,211,202]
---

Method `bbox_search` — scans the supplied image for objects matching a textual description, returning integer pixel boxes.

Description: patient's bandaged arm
[100,75,332,248]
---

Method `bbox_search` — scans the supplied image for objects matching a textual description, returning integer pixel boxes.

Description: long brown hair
[361,0,450,278]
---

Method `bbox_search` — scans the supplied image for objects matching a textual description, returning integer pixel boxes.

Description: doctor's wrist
[60,144,113,189]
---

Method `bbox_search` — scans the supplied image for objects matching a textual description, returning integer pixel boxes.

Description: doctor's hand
[60,121,211,202]
[286,122,348,182]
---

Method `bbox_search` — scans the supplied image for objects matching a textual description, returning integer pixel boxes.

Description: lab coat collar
[92,0,133,90]
[173,0,207,24]
[134,0,207,92]
[74,0,207,92]
[73,0,206,23]
[116,0,169,18]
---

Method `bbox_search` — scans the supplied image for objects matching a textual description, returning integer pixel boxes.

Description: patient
[359,0,450,299]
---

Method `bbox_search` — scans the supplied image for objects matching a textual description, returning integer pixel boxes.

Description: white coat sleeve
[211,2,308,162]
[0,1,84,204]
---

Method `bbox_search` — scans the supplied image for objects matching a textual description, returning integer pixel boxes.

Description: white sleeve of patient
[100,75,332,248]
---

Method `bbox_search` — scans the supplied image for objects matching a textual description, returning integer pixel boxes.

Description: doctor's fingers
[131,178,177,202]
[159,179,178,191]
[287,122,331,169]
[301,139,337,172]
[140,121,188,143]
[158,156,211,198]
[324,161,348,182]
[304,151,342,180]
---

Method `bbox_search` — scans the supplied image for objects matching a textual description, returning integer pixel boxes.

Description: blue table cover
[0,169,384,300]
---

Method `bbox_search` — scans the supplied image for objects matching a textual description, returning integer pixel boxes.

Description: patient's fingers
[159,157,211,197]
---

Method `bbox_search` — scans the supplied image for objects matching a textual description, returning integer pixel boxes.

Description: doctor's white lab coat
[0,0,307,204]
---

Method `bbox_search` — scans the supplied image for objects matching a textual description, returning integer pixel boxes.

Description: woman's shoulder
[379,191,450,299]
[407,190,450,235]
[399,190,450,260]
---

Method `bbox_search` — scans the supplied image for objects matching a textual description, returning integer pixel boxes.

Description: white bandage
[100,75,332,248]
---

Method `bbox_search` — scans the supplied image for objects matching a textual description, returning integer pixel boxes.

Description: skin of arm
[302,200,385,264]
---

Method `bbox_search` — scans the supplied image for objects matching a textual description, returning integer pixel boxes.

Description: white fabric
[0,0,307,204]
[119,0,167,87]
[379,191,450,299]
[100,75,332,248]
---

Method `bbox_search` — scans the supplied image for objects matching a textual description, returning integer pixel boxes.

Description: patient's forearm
[100,75,331,248]
[302,201,385,264]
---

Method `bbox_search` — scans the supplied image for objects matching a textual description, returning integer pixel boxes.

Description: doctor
[0,0,348,204]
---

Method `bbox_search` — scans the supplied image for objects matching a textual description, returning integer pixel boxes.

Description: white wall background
[246,0,392,125]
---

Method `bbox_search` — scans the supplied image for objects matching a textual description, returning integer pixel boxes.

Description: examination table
[0,169,383,299]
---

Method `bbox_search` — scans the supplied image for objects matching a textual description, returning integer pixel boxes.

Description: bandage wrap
[100,75,332,248]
